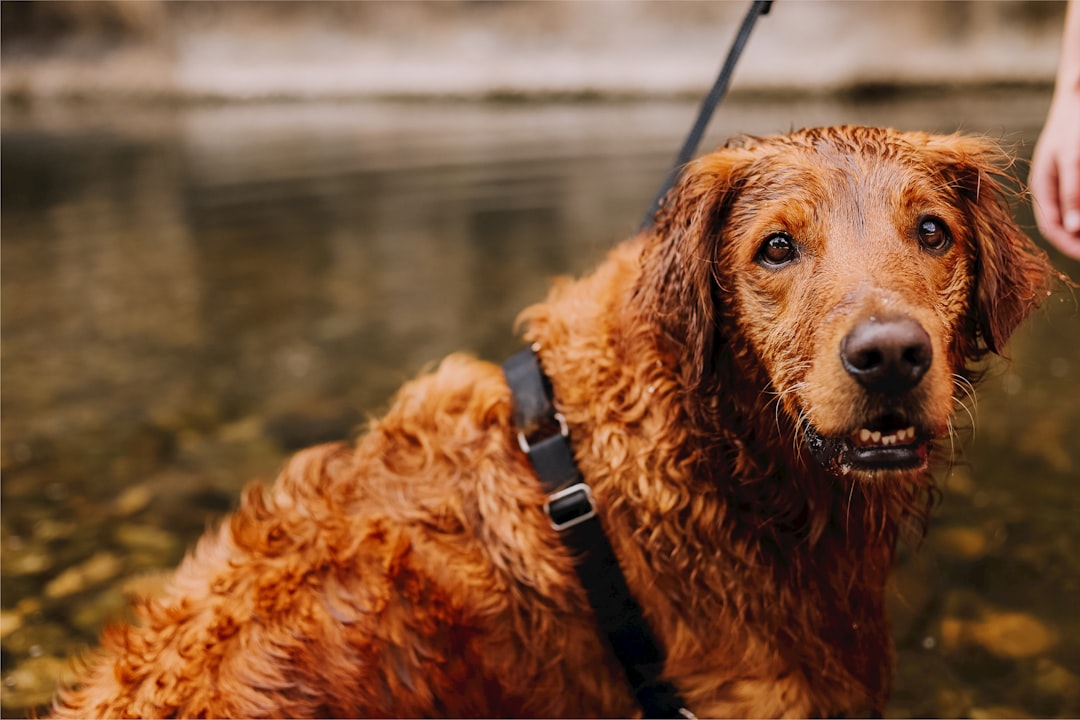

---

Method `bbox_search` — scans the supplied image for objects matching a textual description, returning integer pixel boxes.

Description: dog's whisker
[764,381,809,439]
[952,373,978,410]
[791,408,811,463]
[844,475,858,537]
[952,395,977,437]
[949,375,979,448]
[944,416,959,466]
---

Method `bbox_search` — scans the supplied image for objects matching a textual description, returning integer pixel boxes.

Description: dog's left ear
[634,148,754,388]
[923,134,1060,357]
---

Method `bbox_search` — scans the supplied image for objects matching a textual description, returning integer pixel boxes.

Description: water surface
[2,90,1078,717]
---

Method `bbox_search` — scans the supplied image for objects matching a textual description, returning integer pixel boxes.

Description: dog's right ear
[920,133,1063,358]
[633,149,753,390]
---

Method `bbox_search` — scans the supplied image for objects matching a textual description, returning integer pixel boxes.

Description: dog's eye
[917,216,952,252]
[758,233,798,266]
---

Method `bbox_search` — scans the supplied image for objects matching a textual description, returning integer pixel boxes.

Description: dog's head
[638,126,1059,480]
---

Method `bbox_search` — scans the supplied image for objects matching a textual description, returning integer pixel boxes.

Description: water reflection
[2,91,1078,717]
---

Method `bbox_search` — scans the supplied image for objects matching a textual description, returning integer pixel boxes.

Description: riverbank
[1,1,1066,105]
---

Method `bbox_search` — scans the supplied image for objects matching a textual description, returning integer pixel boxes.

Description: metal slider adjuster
[516,411,570,454]
[543,482,597,531]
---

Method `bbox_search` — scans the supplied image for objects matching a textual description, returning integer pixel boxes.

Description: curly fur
[52,126,1058,719]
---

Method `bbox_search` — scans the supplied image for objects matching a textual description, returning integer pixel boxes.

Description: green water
[2,90,1078,717]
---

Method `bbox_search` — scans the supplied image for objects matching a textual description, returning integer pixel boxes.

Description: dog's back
[56,357,641,717]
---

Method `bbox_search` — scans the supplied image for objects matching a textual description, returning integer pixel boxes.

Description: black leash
[502,5,771,717]
[641,0,773,231]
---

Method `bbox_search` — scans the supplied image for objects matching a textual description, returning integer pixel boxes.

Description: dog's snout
[840,317,932,394]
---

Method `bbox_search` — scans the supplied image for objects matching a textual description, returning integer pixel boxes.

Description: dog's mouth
[803,414,933,474]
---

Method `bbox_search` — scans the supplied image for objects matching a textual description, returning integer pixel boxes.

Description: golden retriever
[53,126,1058,718]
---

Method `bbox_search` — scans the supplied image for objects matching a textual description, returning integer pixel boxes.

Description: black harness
[500,4,772,716]
[501,347,691,719]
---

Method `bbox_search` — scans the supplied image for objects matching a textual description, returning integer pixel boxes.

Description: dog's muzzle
[804,315,935,474]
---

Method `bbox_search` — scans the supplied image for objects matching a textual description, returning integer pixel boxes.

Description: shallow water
[2,90,1078,717]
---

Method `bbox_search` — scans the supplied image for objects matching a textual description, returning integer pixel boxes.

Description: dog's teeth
[855,426,919,447]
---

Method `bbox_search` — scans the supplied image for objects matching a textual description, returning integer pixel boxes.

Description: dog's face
[642,126,1056,480]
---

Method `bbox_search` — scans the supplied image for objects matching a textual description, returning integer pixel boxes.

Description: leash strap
[502,347,692,720]
[640,0,773,231]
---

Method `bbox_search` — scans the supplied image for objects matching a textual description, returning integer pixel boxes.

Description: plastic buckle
[543,482,597,531]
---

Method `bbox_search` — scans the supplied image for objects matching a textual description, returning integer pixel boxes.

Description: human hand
[1030,87,1080,260]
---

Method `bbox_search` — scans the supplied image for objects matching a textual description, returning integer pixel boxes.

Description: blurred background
[1,1,1077,717]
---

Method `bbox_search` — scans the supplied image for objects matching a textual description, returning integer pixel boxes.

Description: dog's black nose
[841,316,932,394]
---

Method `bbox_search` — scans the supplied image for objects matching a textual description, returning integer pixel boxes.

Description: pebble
[941,610,1059,659]
[43,551,123,599]
[941,587,989,618]
[939,617,964,649]
[121,570,172,601]
[70,586,129,634]
[931,687,975,718]
[33,519,77,543]
[113,483,154,516]
[114,523,179,558]
[1,655,75,711]
[970,611,1058,658]
[1,621,70,657]
[1034,657,1080,702]
[0,609,23,639]
[934,526,990,560]
[944,467,976,496]
[264,403,358,450]
[218,416,264,444]
[886,560,934,640]
[15,597,42,618]
[2,546,53,576]
[969,705,1032,719]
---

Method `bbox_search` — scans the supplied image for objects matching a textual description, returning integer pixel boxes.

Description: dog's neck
[526,306,907,712]
[520,236,937,710]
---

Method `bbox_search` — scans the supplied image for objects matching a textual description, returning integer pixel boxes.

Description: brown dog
[53,127,1058,718]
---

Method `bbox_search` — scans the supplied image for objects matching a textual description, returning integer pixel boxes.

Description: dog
[52,126,1058,718]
